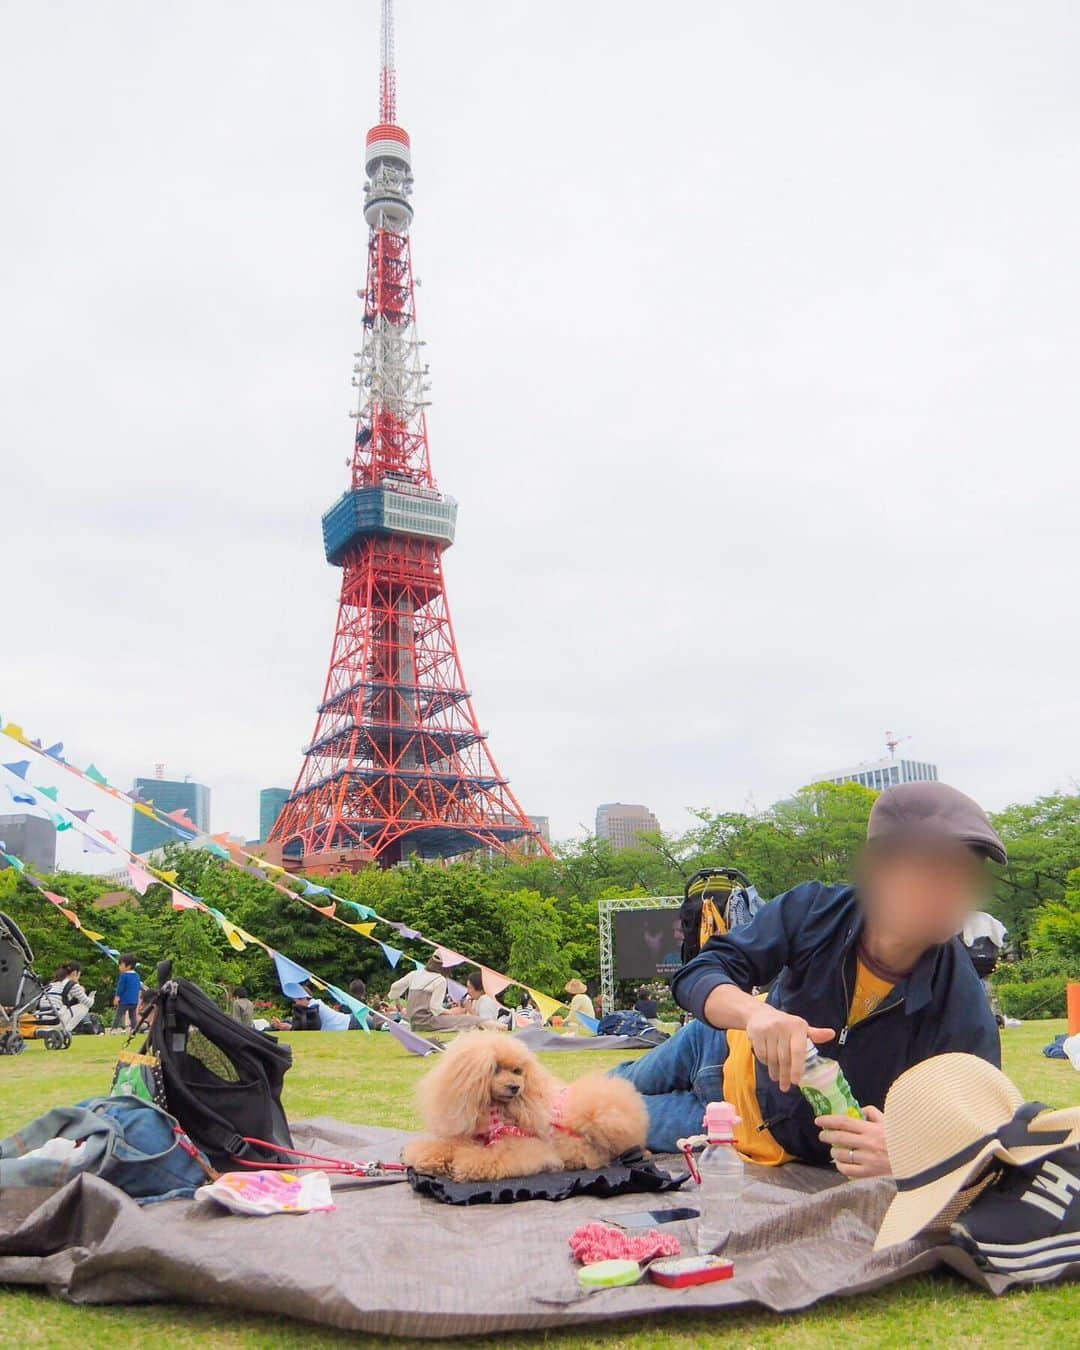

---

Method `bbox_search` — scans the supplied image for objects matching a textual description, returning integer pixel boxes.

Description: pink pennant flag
[166,808,197,832]
[127,862,157,895]
[314,903,337,918]
[434,946,467,967]
[481,967,513,997]
[170,889,201,911]
[43,890,65,906]
[101,830,119,845]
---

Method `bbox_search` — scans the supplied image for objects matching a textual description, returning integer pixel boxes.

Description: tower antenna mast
[379,0,396,123]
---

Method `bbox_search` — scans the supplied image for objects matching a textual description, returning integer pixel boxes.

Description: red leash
[232,1136,407,1177]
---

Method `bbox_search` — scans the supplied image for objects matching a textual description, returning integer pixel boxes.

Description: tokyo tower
[269,0,548,870]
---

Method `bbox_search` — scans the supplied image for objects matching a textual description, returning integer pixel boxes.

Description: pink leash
[231,1136,407,1177]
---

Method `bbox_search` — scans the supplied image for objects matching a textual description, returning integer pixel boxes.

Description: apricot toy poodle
[401,1030,648,1182]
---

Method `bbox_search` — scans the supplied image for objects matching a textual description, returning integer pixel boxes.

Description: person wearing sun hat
[614,781,1008,1172]
[564,979,595,1031]
[875,1053,1080,1280]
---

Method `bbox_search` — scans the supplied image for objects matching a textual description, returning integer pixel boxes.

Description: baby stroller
[0,910,83,1053]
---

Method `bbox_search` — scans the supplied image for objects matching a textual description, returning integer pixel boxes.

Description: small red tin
[649,1255,735,1288]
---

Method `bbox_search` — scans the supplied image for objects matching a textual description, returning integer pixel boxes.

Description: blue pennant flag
[272,951,315,992]
[301,881,331,898]
[377,941,403,969]
[11,792,36,806]
[2,761,30,779]
[43,742,64,762]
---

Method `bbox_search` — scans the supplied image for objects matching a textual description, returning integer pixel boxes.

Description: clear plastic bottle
[696,1101,744,1255]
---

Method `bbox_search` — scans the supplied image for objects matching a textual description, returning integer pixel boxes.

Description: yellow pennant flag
[347,922,377,937]
[134,803,157,818]
[528,989,566,1024]
[218,920,247,952]
[153,869,178,885]
[2,722,28,744]
[81,928,105,942]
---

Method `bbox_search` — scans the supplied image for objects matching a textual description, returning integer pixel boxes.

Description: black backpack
[143,964,294,1171]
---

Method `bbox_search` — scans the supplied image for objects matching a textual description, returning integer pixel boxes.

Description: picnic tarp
[0,1118,1070,1338]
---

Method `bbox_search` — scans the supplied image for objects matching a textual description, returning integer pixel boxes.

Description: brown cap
[866,782,1007,866]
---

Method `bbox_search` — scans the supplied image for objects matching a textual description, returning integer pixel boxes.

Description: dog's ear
[418,1035,496,1138]
[507,1050,555,1137]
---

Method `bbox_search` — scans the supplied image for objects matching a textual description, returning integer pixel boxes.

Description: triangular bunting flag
[133,803,156,818]
[84,764,108,785]
[80,928,105,942]
[170,890,201,911]
[377,941,403,968]
[205,842,230,860]
[301,882,331,898]
[11,792,36,805]
[272,951,315,990]
[313,903,337,919]
[43,891,66,906]
[33,785,59,801]
[387,922,421,941]
[219,920,247,952]
[60,907,80,927]
[2,723,28,743]
[434,946,467,967]
[126,862,157,895]
[69,807,94,822]
[384,1019,442,1057]
[480,967,513,998]
[446,978,468,1003]
[155,869,178,885]
[528,989,566,1024]
[2,760,29,779]
[347,921,376,937]
[43,742,64,761]
[338,900,377,920]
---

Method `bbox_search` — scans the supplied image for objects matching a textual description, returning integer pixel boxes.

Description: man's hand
[744,1004,835,1092]
[816,1106,890,1179]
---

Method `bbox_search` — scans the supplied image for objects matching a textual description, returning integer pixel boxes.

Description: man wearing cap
[613,782,1006,1178]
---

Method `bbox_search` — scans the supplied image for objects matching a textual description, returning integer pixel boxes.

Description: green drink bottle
[799,1045,862,1119]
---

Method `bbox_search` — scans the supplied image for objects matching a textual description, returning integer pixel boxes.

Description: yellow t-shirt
[721,962,894,1165]
[847,962,894,1025]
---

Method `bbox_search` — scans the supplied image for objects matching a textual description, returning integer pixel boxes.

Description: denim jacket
[672,881,1001,1163]
[0,1096,208,1203]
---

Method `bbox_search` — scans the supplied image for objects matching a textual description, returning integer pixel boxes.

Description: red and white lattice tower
[270,0,548,869]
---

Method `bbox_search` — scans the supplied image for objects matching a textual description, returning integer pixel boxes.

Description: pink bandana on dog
[475,1108,533,1146]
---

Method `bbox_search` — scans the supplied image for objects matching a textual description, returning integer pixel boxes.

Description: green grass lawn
[2,1021,1078,1347]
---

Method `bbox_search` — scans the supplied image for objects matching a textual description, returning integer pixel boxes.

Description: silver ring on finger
[848,1148,855,1164]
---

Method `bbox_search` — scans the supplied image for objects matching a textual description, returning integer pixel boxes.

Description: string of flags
[0,719,570,1023]
[0,845,120,967]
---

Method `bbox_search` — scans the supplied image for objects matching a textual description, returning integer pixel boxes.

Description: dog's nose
[505,1083,520,1095]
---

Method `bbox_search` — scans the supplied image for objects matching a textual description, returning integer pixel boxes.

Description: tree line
[1,782,1076,1017]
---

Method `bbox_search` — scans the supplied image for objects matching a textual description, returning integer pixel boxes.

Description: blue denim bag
[0,1095,209,1203]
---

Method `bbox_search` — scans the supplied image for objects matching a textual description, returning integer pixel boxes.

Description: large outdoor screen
[612,908,683,980]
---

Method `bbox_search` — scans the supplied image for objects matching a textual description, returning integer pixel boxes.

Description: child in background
[112,954,141,1033]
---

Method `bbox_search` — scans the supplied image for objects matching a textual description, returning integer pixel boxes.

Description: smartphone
[601,1206,700,1229]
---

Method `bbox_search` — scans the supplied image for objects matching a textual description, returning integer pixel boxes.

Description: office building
[131,776,210,855]
[811,757,939,794]
[0,814,57,873]
[259,787,291,843]
[595,802,660,851]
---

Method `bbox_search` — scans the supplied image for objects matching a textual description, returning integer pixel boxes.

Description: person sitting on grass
[387,956,488,1031]
[463,968,506,1025]
[231,986,255,1027]
[612,782,1005,1179]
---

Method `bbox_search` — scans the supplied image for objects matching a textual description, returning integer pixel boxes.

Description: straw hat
[564,979,587,996]
[875,1053,1080,1250]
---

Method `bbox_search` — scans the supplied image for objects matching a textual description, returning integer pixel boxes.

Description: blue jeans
[611,1020,730,1152]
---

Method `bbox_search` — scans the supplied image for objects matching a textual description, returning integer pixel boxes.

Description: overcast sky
[2,2,1078,869]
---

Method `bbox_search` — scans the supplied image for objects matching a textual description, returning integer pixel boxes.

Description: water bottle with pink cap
[697,1101,744,1255]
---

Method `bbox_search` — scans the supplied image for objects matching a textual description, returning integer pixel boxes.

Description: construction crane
[884,730,911,759]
